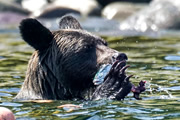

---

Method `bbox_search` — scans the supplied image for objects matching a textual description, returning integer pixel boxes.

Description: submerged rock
[0,107,15,120]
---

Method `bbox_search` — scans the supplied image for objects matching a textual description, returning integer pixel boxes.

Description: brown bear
[15,15,144,101]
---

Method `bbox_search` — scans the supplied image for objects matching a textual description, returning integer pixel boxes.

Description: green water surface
[0,32,180,120]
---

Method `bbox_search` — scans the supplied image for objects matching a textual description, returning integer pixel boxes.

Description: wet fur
[15,15,132,100]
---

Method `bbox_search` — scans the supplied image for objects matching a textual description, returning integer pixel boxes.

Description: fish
[93,64,112,85]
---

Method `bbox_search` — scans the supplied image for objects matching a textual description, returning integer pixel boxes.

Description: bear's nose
[115,53,128,61]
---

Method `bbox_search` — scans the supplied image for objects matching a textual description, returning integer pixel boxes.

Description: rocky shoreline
[1,0,180,37]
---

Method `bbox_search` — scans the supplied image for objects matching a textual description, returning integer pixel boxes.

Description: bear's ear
[19,18,54,51]
[59,15,82,30]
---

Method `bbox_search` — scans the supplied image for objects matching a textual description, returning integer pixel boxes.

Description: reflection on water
[0,32,180,119]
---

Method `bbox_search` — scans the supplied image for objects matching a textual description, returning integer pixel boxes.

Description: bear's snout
[112,53,128,62]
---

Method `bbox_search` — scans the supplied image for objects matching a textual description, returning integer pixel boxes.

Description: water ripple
[163,66,180,70]
[165,55,180,61]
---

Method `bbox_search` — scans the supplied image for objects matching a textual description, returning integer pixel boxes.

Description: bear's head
[16,16,128,100]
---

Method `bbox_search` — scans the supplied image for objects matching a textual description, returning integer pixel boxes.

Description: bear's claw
[91,60,133,100]
[91,60,146,101]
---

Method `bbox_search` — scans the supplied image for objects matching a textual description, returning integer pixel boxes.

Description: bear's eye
[86,45,92,49]
[104,42,108,46]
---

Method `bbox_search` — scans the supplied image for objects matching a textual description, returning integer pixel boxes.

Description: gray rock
[0,12,26,23]
[27,0,101,18]
[97,0,152,7]
[0,1,29,25]
[51,0,101,16]
[21,0,47,13]
[0,1,30,15]
[120,0,180,32]
[36,7,81,19]
[102,2,146,21]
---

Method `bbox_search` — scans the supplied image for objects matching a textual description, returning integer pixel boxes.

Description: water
[0,31,180,119]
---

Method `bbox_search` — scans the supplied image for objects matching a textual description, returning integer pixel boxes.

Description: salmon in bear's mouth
[93,56,127,86]
[93,53,128,85]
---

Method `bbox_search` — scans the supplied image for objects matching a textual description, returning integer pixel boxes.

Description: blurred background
[1,0,180,36]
